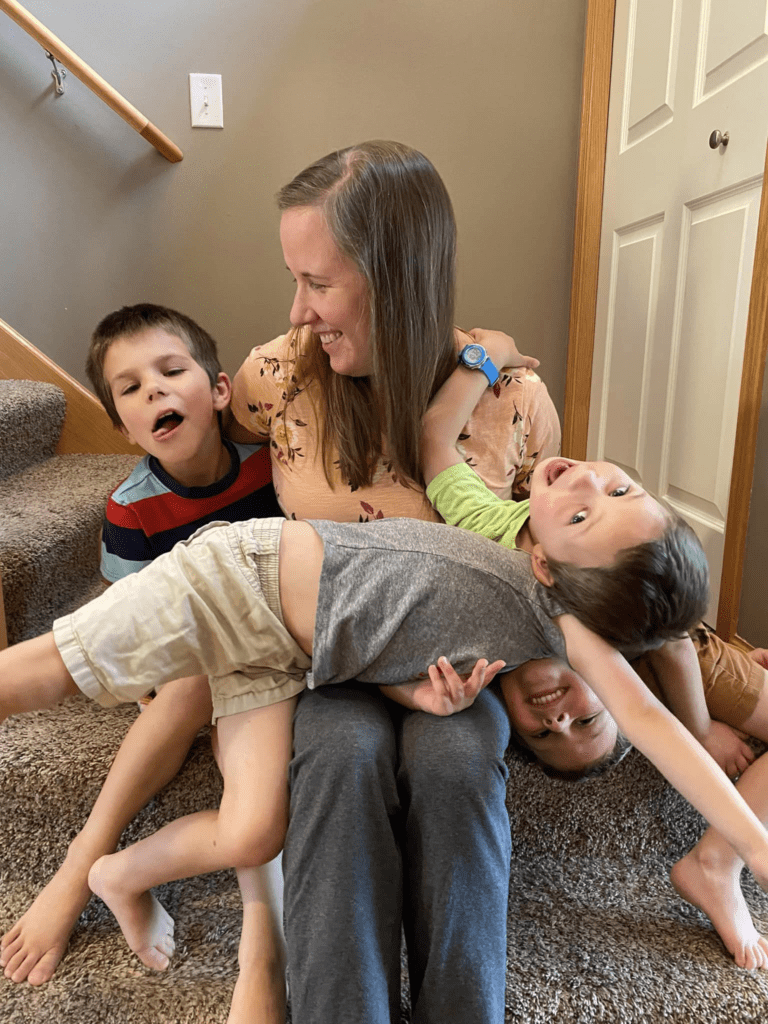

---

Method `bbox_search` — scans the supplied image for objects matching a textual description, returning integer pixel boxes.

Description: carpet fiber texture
[1,697,768,1023]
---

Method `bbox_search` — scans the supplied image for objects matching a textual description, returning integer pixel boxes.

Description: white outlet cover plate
[189,73,223,128]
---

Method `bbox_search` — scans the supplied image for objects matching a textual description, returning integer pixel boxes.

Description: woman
[228,140,560,1024]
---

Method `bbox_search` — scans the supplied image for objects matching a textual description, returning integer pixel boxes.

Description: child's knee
[223,815,286,869]
[148,675,213,736]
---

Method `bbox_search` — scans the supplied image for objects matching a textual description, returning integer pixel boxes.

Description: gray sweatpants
[283,681,512,1024]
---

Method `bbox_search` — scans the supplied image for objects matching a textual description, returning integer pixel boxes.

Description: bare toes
[138,946,170,971]
[27,950,63,986]
[0,936,23,966]
[7,953,35,984]
[0,925,21,951]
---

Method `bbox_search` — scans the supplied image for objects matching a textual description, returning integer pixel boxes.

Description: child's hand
[748,648,768,670]
[467,329,540,371]
[414,657,506,716]
[702,720,755,778]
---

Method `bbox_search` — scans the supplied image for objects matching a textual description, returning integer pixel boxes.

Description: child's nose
[572,463,600,490]
[147,380,168,400]
[543,711,571,731]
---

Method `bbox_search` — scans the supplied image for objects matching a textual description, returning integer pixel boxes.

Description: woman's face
[280,206,372,377]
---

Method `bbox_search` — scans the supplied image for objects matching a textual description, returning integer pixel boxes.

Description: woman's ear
[530,544,554,587]
[212,372,232,410]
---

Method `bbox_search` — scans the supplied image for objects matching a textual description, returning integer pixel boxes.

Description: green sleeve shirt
[426,462,530,550]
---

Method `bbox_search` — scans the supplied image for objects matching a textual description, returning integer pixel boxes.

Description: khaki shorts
[633,627,764,726]
[53,518,310,723]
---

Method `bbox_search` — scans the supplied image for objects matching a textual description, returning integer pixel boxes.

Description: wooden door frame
[564,0,768,643]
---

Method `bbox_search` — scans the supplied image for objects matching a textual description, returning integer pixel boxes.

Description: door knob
[709,130,729,149]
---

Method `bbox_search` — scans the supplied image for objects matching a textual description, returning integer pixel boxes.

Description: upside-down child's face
[104,328,230,486]
[527,458,668,571]
[501,658,617,772]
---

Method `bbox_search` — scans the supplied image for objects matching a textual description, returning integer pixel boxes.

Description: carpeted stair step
[0,696,237,1024]
[0,380,66,481]
[0,453,139,644]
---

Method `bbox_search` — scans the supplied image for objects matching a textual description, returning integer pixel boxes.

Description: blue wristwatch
[458,343,499,386]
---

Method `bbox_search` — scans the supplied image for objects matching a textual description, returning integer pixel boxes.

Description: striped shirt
[101,438,281,582]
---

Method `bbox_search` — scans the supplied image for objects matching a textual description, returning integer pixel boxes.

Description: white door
[589,0,768,620]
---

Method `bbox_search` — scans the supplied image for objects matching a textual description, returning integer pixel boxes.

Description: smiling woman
[228,140,562,1024]
[280,206,371,378]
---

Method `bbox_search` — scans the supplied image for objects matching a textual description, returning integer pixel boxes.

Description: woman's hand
[380,657,506,716]
[468,329,540,371]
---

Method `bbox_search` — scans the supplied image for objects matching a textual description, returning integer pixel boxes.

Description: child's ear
[212,373,232,410]
[530,544,554,587]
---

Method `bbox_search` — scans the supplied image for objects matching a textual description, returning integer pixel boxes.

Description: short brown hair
[508,727,633,782]
[87,304,222,426]
[546,513,709,658]
[277,140,457,490]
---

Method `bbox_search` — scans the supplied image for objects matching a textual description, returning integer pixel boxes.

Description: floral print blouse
[230,327,561,524]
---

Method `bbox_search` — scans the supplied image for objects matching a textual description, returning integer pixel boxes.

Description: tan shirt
[230,327,561,523]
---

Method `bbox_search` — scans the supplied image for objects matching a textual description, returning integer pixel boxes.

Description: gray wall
[1,0,587,417]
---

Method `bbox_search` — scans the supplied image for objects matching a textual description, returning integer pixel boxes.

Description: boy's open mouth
[545,459,573,486]
[152,411,184,438]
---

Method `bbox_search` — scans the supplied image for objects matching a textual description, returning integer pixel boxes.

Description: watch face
[462,344,484,367]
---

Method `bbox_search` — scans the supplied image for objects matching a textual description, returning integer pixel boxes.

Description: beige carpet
[2,695,768,1023]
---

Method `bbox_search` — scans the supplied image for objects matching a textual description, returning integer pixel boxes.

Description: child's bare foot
[671,849,768,969]
[88,855,175,971]
[0,853,92,984]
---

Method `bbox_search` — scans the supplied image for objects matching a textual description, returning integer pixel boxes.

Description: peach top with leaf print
[230,327,560,524]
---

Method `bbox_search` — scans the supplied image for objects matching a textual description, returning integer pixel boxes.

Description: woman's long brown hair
[277,141,458,490]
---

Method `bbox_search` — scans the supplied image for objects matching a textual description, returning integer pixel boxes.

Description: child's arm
[557,613,768,884]
[421,329,539,486]
[380,658,506,716]
[645,637,754,777]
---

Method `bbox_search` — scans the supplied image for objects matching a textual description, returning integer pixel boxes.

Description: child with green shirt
[421,327,768,971]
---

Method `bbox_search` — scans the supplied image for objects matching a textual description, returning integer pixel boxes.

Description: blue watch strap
[458,344,499,386]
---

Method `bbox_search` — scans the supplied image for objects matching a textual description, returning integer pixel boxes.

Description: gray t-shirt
[306,518,568,689]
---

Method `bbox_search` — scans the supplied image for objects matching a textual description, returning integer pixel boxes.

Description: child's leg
[228,860,287,1024]
[1,674,213,984]
[669,649,768,968]
[0,633,78,722]
[88,696,295,971]
[670,749,768,969]
[210,722,287,1024]
[694,631,767,737]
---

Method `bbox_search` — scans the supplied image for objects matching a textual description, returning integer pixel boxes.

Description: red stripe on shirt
[106,446,273,536]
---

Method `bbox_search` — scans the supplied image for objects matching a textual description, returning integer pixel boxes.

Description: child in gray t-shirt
[1,481,766,977]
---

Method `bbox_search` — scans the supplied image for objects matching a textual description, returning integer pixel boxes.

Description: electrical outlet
[189,73,223,128]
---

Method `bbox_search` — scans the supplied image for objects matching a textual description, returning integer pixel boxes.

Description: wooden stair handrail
[0,0,183,163]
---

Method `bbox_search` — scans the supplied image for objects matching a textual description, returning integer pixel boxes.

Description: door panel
[589,0,768,621]
[700,0,768,99]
